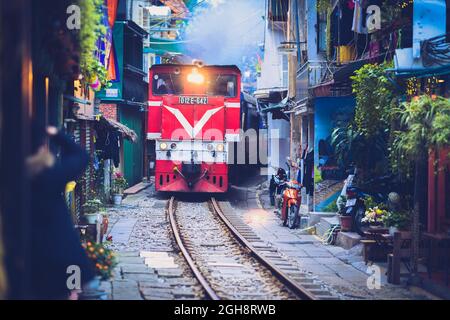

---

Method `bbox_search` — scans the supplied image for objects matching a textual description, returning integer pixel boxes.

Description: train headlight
[170,143,177,150]
[160,142,168,150]
[206,144,214,151]
[187,68,204,84]
[216,144,224,152]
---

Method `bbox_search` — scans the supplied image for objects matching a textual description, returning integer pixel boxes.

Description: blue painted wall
[314,96,356,166]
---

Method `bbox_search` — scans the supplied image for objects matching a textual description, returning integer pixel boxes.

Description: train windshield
[207,75,237,97]
[152,72,237,97]
[153,73,183,95]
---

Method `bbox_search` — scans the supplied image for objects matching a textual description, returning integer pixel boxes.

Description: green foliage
[82,199,105,214]
[381,0,402,27]
[317,0,331,13]
[331,125,364,168]
[112,172,128,194]
[382,210,411,229]
[336,195,347,213]
[92,60,112,89]
[364,195,385,211]
[79,0,109,87]
[322,200,338,213]
[314,166,323,184]
[351,62,396,139]
[326,8,332,60]
[391,95,450,173]
[329,62,396,178]
[83,241,118,280]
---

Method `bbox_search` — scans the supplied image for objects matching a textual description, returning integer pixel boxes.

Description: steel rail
[167,196,220,300]
[210,197,317,300]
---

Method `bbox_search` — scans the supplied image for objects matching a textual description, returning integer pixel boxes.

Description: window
[152,73,183,95]
[269,0,289,22]
[206,75,237,97]
[318,12,327,53]
[281,55,288,88]
[152,72,238,97]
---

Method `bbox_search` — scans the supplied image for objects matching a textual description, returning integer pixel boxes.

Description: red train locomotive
[147,63,241,193]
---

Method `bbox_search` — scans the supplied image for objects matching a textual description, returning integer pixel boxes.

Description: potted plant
[336,195,353,231]
[112,172,128,206]
[82,199,104,224]
[361,206,388,227]
[81,241,117,299]
[83,241,117,281]
[382,210,411,235]
[339,212,353,232]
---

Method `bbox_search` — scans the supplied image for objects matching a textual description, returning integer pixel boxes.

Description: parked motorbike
[280,180,302,229]
[270,168,288,212]
[270,160,303,229]
[342,168,401,235]
[278,159,303,229]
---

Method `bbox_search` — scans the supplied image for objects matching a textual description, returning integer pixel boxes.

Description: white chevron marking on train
[163,105,223,139]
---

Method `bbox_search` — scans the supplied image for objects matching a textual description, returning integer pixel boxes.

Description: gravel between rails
[175,200,297,300]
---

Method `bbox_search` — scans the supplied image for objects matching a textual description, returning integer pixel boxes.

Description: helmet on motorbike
[276,168,287,179]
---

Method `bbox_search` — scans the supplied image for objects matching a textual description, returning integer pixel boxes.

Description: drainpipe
[294,0,301,63]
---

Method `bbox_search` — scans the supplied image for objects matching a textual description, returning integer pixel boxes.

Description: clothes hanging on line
[96,129,121,168]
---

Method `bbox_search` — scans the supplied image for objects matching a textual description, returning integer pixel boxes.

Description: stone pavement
[229,183,439,300]
[100,187,203,300]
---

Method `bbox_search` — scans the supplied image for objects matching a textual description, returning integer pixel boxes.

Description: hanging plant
[391,95,450,168]
[351,62,396,139]
[326,7,332,60]
[317,0,331,14]
[78,0,110,88]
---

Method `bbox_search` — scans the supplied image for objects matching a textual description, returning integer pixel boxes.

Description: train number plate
[179,96,208,105]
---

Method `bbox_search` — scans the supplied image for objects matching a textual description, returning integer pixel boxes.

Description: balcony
[267,0,288,29]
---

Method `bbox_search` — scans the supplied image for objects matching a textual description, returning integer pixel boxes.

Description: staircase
[315,216,340,239]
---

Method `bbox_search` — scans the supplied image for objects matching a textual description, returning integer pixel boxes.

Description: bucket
[339,215,353,232]
[300,216,310,229]
[113,194,123,206]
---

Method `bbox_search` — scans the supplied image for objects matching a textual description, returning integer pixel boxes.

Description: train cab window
[207,75,237,97]
[152,73,183,95]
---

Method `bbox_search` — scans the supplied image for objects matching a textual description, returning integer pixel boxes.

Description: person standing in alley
[26,124,95,299]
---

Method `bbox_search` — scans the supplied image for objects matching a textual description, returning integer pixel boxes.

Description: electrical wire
[422,34,450,67]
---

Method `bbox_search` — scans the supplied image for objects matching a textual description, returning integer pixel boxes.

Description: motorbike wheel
[354,206,366,236]
[281,205,287,226]
[287,205,298,229]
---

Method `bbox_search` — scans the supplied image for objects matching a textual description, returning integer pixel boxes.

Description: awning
[256,94,290,121]
[101,117,138,143]
[285,98,313,115]
[391,47,450,78]
[254,87,287,100]
[159,0,189,18]
[148,37,184,55]
[75,114,138,143]
[333,59,368,82]
[63,94,91,105]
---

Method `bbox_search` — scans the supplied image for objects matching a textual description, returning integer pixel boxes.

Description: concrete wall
[257,25,285,90]
[257,2,291,177]
[267,116,291,173]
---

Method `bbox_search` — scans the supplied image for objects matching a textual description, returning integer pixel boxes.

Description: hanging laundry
[352,0,368,34]
[95,127,121,168]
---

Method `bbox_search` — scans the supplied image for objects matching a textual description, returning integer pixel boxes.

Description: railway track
[168,196,338,300]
